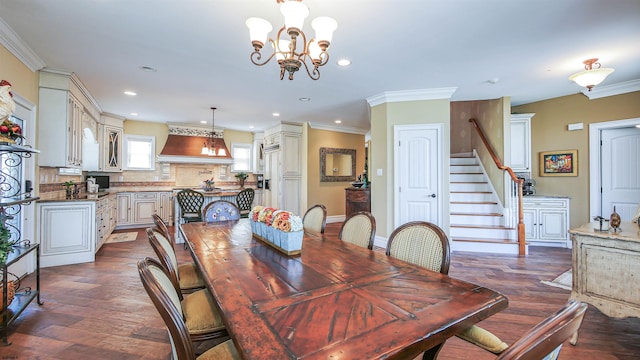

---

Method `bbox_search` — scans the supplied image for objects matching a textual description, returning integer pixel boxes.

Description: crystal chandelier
[201,107,226,156]
[246,0,337,80]
[568,58,615,91]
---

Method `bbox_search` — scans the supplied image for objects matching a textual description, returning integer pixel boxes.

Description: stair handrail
[469,118,526,256]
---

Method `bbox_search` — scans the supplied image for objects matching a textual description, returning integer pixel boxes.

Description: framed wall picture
[539,149,578,177]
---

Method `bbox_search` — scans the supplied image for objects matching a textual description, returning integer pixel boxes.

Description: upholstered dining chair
[302,204,327,235]
[386,221,507,359]
[339,211,376,250]
[176,189,205,223]
[202,200,240,222]
[152,213,174,244]
[137,257,239,360]
[494,300,587,360]
[236,188,255,218]
[146,228,205,297]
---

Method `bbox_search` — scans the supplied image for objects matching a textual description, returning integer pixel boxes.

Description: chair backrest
[303,204,327,234]
[152,213,173,243]
[137,257,195,360]
[236,188,255,218]
[386,221,451,274]
[176,189,204,221]
[146,228,183,300]
[202,200,240,222]
[339,211,376,250]
[496,300,588,360]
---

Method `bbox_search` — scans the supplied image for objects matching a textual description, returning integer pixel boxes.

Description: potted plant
[63,180,74,198]
[235,172,248,188]
[0,219,16,263]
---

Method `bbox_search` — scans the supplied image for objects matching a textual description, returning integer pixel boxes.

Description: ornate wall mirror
[320,147,356,182]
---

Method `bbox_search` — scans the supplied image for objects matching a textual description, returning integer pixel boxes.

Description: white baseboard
[373,235,388,249]
[326,215,345,223]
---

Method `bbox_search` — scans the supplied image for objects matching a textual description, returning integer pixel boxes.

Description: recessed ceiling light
[299,97,311,102]
[636,124,640,128]
[130,112,138,116]
[335,119,342,124]
[200,120,207,124]
[124,91,137,96]
[140,66,157,72]
[249,125,255,129]
[337,59,351,66]
[272,112,280,117]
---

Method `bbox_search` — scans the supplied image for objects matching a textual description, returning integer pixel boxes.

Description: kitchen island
[172,188,241,244]
[570,221,640,318]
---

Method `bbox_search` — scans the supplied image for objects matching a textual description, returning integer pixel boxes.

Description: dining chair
[146,228,205,297]
[202,200,240,222]
[176,189,205,223]
[137,257,239,360]
[302,204,327,234]
[236,188,255,218]
[152,213,173,244]
[338,211,376,250]
[386,221,507,359]
[494,300,588,360]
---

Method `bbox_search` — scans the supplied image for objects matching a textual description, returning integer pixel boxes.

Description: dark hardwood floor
[1,223,638,359]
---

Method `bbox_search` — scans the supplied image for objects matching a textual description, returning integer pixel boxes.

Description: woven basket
[0,280,15,308]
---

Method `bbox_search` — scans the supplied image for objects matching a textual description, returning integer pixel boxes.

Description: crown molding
[166,122,224,138]
[308,122,368,135]
[0,17,45,71]
[366,87,458,107]
[581,79,640,100]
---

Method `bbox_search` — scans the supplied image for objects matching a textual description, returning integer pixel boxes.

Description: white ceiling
[1,0,639,133]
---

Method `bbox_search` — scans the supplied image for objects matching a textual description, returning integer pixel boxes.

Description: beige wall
[0,45,38,104]
[370,99,451,239]
[307,127,365,217]
[450,98,511,205]
[513,91,640,228]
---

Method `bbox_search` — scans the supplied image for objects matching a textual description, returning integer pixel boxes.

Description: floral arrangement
[0,119,22,142]
[202,178,215,191]
[271,210,303,232]
[258,207,277,226]
[251,205,264,221]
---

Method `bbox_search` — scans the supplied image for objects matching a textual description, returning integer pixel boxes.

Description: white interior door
[601,126,640,220]
[394,124,442,228]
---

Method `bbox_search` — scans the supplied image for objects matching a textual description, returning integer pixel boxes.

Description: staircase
[449,154,524,254]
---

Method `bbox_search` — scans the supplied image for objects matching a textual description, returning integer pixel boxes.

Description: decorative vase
[610,206,621,232]
[239,179,245,189]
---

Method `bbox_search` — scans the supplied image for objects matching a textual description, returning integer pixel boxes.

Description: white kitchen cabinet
[254,189,264,207]
[116,191,171,228]
[523,196,570,247]
[37,201,96,267]
[98,114,124,172]
[263,123,302,215]
[510,113,534,173]
[253,132,264,174]
[95,194,116,251]
[38,70,100,169]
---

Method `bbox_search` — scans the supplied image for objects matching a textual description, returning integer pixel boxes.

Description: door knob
[429,194,436,198]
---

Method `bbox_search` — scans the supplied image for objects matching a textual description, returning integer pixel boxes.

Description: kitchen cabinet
[98,114,124,172]
[510,113,534,173]
[253,132,264,174]
[38,70,100,169]
[37,201,96,267]
[95,194,116,251]
[263,123,302,215]
[523,196,570,247]
[254,189,264,207]
[116,192,171,228]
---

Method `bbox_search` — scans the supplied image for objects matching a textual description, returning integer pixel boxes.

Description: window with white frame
[231,143,252,172]
[124,135,155,170]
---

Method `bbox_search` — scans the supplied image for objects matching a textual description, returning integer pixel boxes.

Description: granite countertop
[36,186,252,203]
[37,192,114,203]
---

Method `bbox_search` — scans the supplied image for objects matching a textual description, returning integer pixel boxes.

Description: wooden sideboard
[345,187,370,217]
[569,221,640,318]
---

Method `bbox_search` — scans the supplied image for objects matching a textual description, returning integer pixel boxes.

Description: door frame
[589,117,640,219]
[393,123,444,229]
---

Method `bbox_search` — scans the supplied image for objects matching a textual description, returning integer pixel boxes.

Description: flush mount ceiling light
[201,107,227,157]
[246,0,337,80]
[569,58,615,91]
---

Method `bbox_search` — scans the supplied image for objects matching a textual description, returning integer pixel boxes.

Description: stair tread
[451,212,503,217]
[450,224,515,230]
[452,237,520,244]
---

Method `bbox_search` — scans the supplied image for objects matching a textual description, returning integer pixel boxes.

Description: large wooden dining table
[181,220,508,359]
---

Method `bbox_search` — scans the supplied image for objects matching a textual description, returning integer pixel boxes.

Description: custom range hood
[158,123,232,164]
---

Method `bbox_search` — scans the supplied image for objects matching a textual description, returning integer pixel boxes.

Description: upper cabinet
[253,132,264,174]
[38,70,101,168]
[510,113,534,173]
[98,113,124,172]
